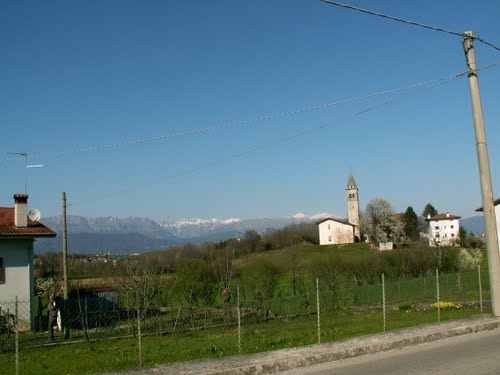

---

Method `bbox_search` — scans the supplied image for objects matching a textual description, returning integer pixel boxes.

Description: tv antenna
[7,152,44,194]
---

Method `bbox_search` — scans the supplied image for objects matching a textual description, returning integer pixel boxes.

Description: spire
[347,173,357,189]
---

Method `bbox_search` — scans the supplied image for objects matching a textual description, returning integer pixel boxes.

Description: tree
[243,230,262,254]
[176,258,217,305]
[362,198,399,243]
[422,203,438,218]
[403,206,419,241]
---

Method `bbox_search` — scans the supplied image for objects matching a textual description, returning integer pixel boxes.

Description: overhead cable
[320,0,500,51]
[69,69,465,208]
[1,69,487,164]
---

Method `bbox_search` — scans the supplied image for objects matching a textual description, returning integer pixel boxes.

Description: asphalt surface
[104,314,500,375]
[282,323,500,375]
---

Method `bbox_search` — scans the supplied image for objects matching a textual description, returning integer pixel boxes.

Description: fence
[0,266,490,370]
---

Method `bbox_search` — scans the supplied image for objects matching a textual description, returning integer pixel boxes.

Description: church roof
[347,173,357,188]
[317,217,355,226]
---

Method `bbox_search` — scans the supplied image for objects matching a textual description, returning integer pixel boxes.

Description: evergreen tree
[422,203,438,218]
[403,206,419,241]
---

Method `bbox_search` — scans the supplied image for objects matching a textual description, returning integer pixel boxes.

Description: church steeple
[346,173,360,240]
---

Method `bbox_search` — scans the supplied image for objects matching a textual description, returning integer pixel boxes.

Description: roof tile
[0,207,56,237]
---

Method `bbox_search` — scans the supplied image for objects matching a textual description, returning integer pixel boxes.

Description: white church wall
[319,219,354,245]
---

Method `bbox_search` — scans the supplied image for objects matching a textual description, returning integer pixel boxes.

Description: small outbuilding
[0,194,56,329]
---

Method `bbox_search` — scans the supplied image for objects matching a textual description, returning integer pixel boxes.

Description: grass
[4,243,488,373]
[0,307,487,375]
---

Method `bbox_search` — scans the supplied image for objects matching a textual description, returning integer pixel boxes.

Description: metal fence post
[382,273,386,332]
[316,278,320,344]
[237,284,241,355]
[478,265,483,313]
[15,297,19,375]
[436,269,440,322]
[136,290,143,367]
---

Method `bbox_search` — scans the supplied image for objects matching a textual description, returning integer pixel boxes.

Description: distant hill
[35,213,332,254]
[35,213,486,254]
[460,215,484,235]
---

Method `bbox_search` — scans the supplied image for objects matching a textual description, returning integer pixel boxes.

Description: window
[451,233,455,238]
[0,257,4,284]
[435,226,439,230]
[451,225,454,229]
[328,236,332,242]
[328,224,330,230]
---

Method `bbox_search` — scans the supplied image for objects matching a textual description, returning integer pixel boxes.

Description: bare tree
[209,240,237,322]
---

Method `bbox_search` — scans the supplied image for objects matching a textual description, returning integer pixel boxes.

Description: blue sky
[1,0,499,220]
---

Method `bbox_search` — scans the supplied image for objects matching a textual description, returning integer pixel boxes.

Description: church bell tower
[346,173,360,240]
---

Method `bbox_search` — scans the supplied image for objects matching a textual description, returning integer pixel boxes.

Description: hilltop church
[317,174,360,245]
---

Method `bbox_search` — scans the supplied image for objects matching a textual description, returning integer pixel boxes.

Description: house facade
[0,194,56,329]
[476,198,500,247]
[318,218,355,245]
[426,212,460,247]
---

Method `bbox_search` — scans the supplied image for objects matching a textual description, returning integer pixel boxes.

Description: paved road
[281,328,500,375]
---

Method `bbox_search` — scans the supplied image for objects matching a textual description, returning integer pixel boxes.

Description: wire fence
[0,266,490,369]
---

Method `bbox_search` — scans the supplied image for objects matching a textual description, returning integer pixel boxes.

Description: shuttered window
[0,257,4,284]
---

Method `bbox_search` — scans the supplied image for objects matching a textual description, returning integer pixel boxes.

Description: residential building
[475,197,500,247]
[0,194,56,329]
[426,212,460,247]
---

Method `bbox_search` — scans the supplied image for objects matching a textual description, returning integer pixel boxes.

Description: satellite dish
[29,209,41,222]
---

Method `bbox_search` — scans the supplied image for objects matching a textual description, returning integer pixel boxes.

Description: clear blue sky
[1,0,499,220]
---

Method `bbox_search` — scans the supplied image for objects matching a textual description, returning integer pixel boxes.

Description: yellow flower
[431,302,462,310]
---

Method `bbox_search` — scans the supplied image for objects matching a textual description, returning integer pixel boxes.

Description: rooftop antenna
[7,152,44,194]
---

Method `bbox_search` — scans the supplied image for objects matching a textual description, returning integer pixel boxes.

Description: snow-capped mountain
[36,213,334,253]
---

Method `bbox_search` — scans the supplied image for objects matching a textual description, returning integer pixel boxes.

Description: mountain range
[35,213,486,254]
[35,213,332,254]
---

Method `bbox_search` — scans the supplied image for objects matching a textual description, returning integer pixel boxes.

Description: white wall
[428,218,460,247]
[319,220,354,245]
[0,239,34,328]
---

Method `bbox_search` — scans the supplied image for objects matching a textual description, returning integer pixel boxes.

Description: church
[317,174,360,245]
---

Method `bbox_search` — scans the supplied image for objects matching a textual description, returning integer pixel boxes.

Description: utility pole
[463,32,500,316]
[62,192,70,337]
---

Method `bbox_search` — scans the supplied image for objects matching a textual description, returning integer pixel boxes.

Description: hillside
[35,213,330,253]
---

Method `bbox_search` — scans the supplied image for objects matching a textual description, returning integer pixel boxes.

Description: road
[281,328,500,375]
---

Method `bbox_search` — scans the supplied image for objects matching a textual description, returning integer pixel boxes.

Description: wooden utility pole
[62,192,70,337]
[463,32,500,316]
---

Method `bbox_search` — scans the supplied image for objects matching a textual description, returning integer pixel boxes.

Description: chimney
[14,194,28,228]
[446,212,450,218]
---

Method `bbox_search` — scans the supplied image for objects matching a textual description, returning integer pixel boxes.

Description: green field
[1,243,491,374]
[0,308,487,375]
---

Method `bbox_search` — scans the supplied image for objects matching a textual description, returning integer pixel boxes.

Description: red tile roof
[0,207,56,237]
[426,213,461,221]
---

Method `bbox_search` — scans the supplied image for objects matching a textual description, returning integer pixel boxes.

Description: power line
[69,69,465,208]
[1,69,491,165]
[320,0,500,51]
